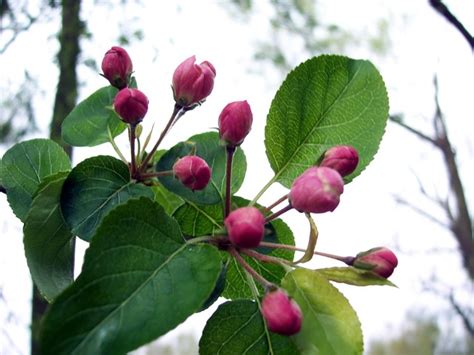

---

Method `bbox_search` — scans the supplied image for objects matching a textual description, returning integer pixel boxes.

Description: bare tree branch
[448,292,474,336]
[393,195,449,229]
[429,0,474,50]
[389,115,439,147]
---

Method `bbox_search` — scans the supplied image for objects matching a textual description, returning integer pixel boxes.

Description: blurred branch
[389,115,439,146]
[429,0,474,51]
[394,195,448,229]
[448,292,474,336]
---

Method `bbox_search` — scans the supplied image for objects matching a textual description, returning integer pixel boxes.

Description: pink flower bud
[218,101,253,147]
[320,145,359,177]
[353,247,398,278]
[114,88,148,125]
[261,289,302,336]
[101,46,133,89]
[173,156,211,191]
[289,166,344,213]
[172,55,216,107]
[224,207,265,248]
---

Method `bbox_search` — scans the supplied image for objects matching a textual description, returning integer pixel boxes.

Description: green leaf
[199,300,298,355]
[316,267,396,287]
[173,196,295,300]
[24,172,74,302]
[40,198,222,354]
[152,184,184,216]
[265,55,389,188]
[292,213,318,265]
[61,156,153,241]
[61,86,126,147]
[156,131,246,205]
[282,269,363,355]
[1,139,71,221]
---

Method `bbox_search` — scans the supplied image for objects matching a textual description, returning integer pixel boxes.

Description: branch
[448,292,474,336]
[394,195,449,229]
[389,115,439,147]
[429,0,474,50]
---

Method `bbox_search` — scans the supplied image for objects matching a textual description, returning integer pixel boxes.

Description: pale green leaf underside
[41,198,222,354]
[265,55,389,188]
[317,267,396,287]
[24,172,74,302]
[61,86,126,147]
[199,300,298,355]
[282,269,363,355]
[61,155,153,241]
[1,139,71,221]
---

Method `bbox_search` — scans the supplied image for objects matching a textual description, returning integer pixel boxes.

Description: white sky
[1,1,473,354]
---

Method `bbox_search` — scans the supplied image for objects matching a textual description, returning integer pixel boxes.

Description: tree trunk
[31,1,81,354]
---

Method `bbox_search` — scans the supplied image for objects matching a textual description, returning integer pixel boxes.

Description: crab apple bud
[289,166,344,213]
[173,156,211,191]
[262,289,302,336]
[320,145,359,177]
[218,100,253,146]
[172,55,216,107]
[353,247,398,278]
[101,46,133,89]
[224,207,265,248]
[114,88,148,125]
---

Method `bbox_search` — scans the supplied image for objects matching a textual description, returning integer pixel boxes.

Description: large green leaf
[61,155,153,241]
[1,139,71,221]
[24,172,74,302]
[61,86,126,147]
[156,131,246,205]
[265,55,389,188]
[199,300,298,355]
[151,184,184,216]
[40,198,222,354]
[282,269,363,355]
[173,196,295,299]
[317,267,396,287]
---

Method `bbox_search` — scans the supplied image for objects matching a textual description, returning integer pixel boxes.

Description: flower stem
[107,125,128,165]
[241,248,292,267]
[258,241,354,264]
[249,175,277,206]
[229,247,274,289]
[129,124,137,179]
[224,146,236,218]
[264,204,293,223]
[139,170,174,179]
[265,193,289,212]
[138,104,182,174]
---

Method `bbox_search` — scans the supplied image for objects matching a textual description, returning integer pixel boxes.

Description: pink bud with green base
[172,156,211,191]
[289,166,344,213]
[101,46,133,89]
[114,88,148,125]
[172,55,216,107]
[261,289,302,336]
[218,100,253,147]
[352,247,398,278]
[224,207,265,248]
[320,145,359,177]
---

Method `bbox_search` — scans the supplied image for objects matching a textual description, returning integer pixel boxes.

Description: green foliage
[151,184,184,215]
[157,131,246,205]
[24,172,74,302]
[265,55,388,188]
[1,139,71,221]
[199,300,298,354]
[40,198,222,354]
[317,267,396,287]
[61,155,153,241]
[282,269,363,355]
[61,86,126,147]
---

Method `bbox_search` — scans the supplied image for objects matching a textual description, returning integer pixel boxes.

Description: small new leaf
[317,267,397,287]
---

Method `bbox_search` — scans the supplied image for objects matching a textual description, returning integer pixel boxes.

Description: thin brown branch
[389,115,439,147]
[448,292,474,336]
[429,0,474,51]
[394,195,449,229]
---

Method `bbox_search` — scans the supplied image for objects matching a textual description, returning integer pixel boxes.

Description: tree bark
[31,1,81,354]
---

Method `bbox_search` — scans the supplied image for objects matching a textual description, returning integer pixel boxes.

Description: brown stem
[138,104,182,174]
[265,203,293,223]
[241,248,292,266]
[140,170,174,179]
[224,146,236,218]
[229,247,274,289]
[265,194,289,212]
[129,124,137,179]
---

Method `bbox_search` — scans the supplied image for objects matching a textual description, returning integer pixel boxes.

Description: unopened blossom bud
[353,247,398,278]
[224,207,265,248]
[172,55,216,107]
[320,145,359,177]
[289,166,344,213]
[114,88,148,125]
[218,100,253,147]
[101,46,133,89]
[261,289,302,336]
[173,156,211,191]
